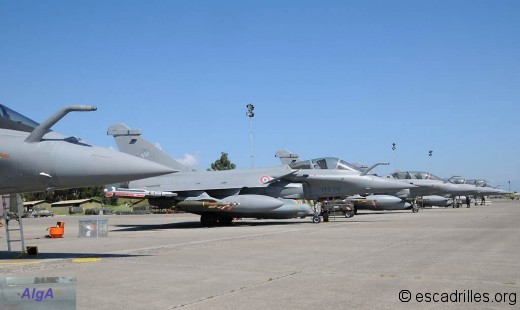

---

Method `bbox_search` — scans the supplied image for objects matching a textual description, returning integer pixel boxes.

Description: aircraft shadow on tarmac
[109,216,397,232]
[355,211,411,215]
[111,220,310,232]
[0,251,146,260]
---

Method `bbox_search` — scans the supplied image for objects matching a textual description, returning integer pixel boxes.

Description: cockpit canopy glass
[392,171,444,181]
[0,104,40,132]
[289,157,361,172]
[449,177,466,184]
[466,179,487,187]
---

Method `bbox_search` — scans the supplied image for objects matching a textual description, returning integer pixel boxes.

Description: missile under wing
[106,124,412,226]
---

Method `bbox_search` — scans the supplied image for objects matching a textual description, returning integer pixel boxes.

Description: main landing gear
[200,214,234,227]
[344,209,355,218]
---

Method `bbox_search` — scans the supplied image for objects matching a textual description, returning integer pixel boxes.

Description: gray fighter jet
[106,123,412,226]
[387,172,478,198]
[451,178,509,206]
[462,179,509,196]
[0,104,175,195]
[276,150,419,212]
[384,172,489,209]
[275,150,483,212]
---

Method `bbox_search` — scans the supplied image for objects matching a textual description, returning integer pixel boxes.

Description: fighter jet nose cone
[53,144,175,188]
[88,147,176,181]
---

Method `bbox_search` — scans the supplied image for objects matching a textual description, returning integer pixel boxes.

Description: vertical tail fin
[107,123,193,172]
[275,149,300,165]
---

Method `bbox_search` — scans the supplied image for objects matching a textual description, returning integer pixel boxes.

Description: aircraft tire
[218,216,233,226]
[200,214,218,227]
[312,215,321,223]
[412,207,419,213]
[200,215,210,226]
[344,210,354,218]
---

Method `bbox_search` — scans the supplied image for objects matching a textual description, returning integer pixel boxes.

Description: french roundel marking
[260,176,271,184]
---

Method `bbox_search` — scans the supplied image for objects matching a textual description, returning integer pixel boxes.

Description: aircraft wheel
[218,216,233,226]
[412,206,419,213]
[200,214,218,227]
[200,214,211,226]
[312,215,321,223]
[344,210,354,218]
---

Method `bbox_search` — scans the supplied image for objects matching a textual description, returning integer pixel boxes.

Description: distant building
[23,200,51,213]
[51,199,102,215]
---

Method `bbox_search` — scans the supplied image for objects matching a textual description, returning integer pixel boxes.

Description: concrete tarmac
[1,199,519,309]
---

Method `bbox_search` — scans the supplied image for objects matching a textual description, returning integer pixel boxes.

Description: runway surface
[1,199,519,309]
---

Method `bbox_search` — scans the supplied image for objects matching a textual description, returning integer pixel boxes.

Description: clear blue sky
[1,0,519,191]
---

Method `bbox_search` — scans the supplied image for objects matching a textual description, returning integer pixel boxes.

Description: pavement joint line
[0,223,344,269]
[306,227,450,273]
[167,270,303,309]
[101,224,349,256]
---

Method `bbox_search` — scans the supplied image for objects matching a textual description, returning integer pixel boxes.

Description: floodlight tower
[392,142,397,170]
[246,103,255,168]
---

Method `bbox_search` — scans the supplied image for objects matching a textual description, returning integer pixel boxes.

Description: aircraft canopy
[0,104,40,132]
[392,171,444,181]
[289,157,361,172]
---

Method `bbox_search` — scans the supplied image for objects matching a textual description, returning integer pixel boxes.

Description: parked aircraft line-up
[105,123,414,226]
[275,150,416,213]
[275,150,507,213]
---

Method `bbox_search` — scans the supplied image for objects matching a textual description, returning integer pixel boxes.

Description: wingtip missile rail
[104,188,177,199]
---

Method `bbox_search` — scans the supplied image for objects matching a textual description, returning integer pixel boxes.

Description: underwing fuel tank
[368,195,411,210]
[349,195,411,210]
[268,198,311,218]
[176,194,284,214]
[244,202,311,219]
[417,195,450,207]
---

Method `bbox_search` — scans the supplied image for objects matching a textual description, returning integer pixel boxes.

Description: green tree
[209,152,236,171]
